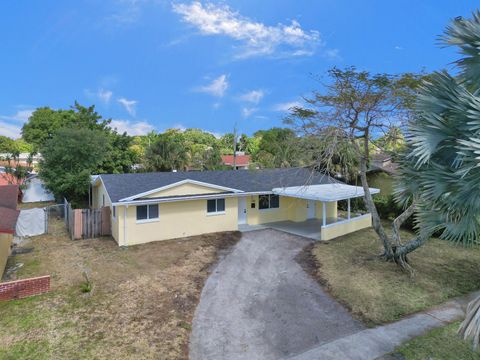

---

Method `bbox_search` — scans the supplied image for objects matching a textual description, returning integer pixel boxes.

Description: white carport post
[347,198,351,220]
[322,202,326,226]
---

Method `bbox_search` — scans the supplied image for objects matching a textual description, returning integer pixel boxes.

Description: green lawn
[395,322,480,360]
[311,222,480,325]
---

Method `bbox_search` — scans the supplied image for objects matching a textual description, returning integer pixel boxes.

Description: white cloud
[0,121,22,139]
[239,89,264,104]
[206,130,223,139]
[171,123,187,131]
[85,88,113,104]
[394,45,404,51]
[172,1,321,59]
[324,48,340,60]
[109,119,154,135]
[117,97,138,116]
[98,89,113,103]
[272,101,302,112]
[195,74,229,97]
[242,107,258,118]
[0,109,35,139]
[0,109,34,123]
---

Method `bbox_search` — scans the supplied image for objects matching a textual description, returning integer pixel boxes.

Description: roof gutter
[112,191,272,206]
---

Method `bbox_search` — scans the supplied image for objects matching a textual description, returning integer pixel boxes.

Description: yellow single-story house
[90,167,379,246]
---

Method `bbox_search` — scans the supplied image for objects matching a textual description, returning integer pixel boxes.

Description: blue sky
[0,0,477,138]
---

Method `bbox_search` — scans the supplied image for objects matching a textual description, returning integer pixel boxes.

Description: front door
[238,197,247,225]
[307,200,316,219]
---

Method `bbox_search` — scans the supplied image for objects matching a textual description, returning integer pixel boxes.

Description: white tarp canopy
[272,183,380,202]
[15,208,46,237]
[22,176,55,203]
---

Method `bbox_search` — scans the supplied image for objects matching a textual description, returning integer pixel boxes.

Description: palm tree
[397,11,480,349]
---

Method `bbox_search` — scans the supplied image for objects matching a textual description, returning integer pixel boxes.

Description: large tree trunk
[353,138,427,268]
[358,154,393,257]
[390,201,428,269]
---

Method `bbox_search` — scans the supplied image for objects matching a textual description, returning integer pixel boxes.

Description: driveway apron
[189,229,364,360]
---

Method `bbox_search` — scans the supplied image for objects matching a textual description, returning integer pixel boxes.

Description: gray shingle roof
[99,167,340,203]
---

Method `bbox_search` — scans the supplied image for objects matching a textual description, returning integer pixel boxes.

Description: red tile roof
[221,154,251,167]
[0,185,20,234]
[0,172,24,186]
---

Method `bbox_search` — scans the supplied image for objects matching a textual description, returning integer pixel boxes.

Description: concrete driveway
[189,229,364,360]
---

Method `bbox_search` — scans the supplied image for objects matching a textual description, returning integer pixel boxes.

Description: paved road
[189,229,364,360]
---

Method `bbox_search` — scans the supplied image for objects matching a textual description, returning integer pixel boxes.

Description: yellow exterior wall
[111,209,121,243]
[321,214,372,241]
[315,201,338,220]
[92,181,112,209]
[144,183,225,198]
[0,233,13,278]
[246,195,308,225]
[117,197,238,246]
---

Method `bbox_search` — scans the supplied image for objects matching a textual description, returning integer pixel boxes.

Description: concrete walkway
[189,229,364,360]
[288,290,480,360]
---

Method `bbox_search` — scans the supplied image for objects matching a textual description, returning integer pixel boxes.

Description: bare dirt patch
[0,218,241,359]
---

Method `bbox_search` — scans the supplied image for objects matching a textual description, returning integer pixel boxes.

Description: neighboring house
[0,166,24,187]
[0,153,42,170]
[221,152,251,170]
[0,185,20,278]
[91,167,379,246]
[366,154,398,195]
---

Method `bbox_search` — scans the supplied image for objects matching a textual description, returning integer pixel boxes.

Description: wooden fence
[64,199,111,240]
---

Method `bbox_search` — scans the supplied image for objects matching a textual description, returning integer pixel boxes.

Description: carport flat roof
[272,183,380,202]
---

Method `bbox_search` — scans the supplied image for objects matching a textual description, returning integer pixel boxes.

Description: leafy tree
[219,133,235,155]
[0,136,16,153]
[0,136,33,153]
[285,67,424,263]
[245,136,261,158]
[14,139,34,153]
[39,127,108,206]
[373,126,406,154]
[98,132,138,174]
[22,102,110,150]
[254,128,300,168]
[298,131,359,180]
[183,128,218,147]
[391,11,480,347]
[0,151,33,187]
[144,131,189,171]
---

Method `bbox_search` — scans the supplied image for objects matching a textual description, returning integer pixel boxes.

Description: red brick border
[0,275,50,301]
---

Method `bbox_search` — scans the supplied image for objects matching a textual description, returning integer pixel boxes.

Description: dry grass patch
[0,218,241,359]
[311,222,480,326]
[18,201,56,210]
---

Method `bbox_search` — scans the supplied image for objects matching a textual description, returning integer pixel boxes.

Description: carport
[270,183,380,241]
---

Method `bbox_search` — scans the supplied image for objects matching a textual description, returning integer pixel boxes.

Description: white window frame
[136,204,160,223]
[207,198,226,216]
[258,194,280,211]
[112,205,116,221]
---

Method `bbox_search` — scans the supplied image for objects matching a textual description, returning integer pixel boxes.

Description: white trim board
[113,191,273,207]
[118,179,244,202]
[272,184,380,202]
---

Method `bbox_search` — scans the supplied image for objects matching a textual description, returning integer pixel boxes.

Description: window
[207,198,226,214]
[259,194,280,210]
[102,194,105,207]
[112,206,116,219]
[136,204,159,222]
